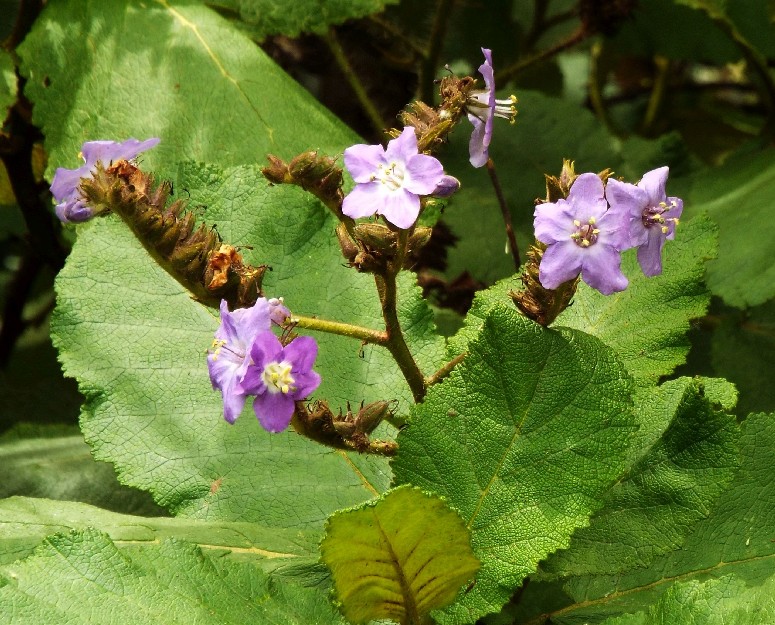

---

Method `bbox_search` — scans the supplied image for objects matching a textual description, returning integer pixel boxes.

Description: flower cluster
[533,167,682,294]
[207,297,321,433]
[50,138,160,223]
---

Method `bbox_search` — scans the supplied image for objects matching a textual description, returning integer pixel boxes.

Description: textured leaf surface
[321,486,479,624]
[539,377,739,578]
[206,0,399,38]
[0,428,163,518]
[451,217,716,387]
[0,497,318,569]
[0,528,342,625]
[393,307,636,624]
[26,0,443,527]
[508,412,775,624]
[19,0,352,177]
[600,575,775,625]
[681,150,775,307]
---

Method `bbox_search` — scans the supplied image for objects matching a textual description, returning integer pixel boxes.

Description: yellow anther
[588,217,596,225]
[582,240,590,247]
[661,226,669,234]
[573,220,581,227]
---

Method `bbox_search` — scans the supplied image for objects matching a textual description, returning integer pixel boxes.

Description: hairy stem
[291,314,387,345]
[324,28,387,136]
[375,268,427,404]
[486,158,520,270]
[426,352,466,387]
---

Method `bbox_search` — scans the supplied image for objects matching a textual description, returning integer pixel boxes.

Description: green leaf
[205,0,400,39]
[680,149,775,307]
[18,0,355,178]
[539,377,739,578]
[321,486,480,625]
[600,575,775,625]
[393,307,636,624]
[508,412,775,624]
[0,496,318,569]
[0,428,164,518]
[0,48,15,122]
[0,528,343,625]
[450,216,716,388]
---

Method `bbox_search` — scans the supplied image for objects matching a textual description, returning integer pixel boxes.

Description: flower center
[570,217,600,248]
[262,361,296,395]
[643,200,680,234]
[466,91,518,124]
[374,161,406,192]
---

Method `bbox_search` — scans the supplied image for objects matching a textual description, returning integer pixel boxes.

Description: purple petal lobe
[293,369,322,399]
[50,166,89,202]
[379,189,421,229]
[342,182,385,220]
[538,242,584,289]
[467,114,488,168]
[638,166,668,203]
[534,200,574,244]
[253,392,295,433]
[637,228,667,277]
[344,144,385,183]
[404,153,445,194]
[581,245,628,295]
[385,127,419,163]
[283,335,318,372]
[81,137,160,166]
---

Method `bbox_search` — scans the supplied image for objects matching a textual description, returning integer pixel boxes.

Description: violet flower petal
[581,245,629,295]
[253,392,296,433]
[282,335,318,372]
[404,153,445,195]
[467,114,489,168]
[379,189,421,229]
[538,241,585,289]
[80,137,161,167]
[343,144,386,183]
[342,182,386,220]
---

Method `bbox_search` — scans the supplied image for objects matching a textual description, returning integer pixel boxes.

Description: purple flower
[267,297,290,326]
[606,167,683,277]
[431,174,461,198]
[342,127,445,229]
[208,298,273,424]
[466,48,517,168]
[50,137,160,223]
[534,173,629,295]
[241,332,321,433]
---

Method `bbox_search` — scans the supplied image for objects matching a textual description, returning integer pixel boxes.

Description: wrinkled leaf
[393,307,636,624]
[539,377,739,578]
[321,486,479,624]
[0,528,342,625]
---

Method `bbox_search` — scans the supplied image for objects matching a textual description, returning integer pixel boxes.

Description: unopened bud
[337,223,358,262]
[354,223,397,253]
[268,297,290,326]
[408,226,433,253]
[432,175,461,198]
[355,400,393,434]
[262,155,290,185]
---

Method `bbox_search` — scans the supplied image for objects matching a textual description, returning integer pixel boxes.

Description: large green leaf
[0,428,163,517]
[0,528,342,624]
[505,411,775,624]
[206,0,399,39]
[392,307,636,624]
[600,574,775,625]
[18,0,354,177]
[321,486,480,624]
[539,377,739,578]
[450,216,716,387]
[680,149,775,307]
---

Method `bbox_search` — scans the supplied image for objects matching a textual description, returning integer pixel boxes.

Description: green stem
[324,28,387,136]
[486,158,520,270]
[419,0,456,103]
[375,268,427,404]
[641,55,670,135]
[291,314,387,345]
[426,352,466,387]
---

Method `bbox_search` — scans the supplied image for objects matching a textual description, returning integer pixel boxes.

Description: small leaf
[0,49,16,123]
[321,486,480,625]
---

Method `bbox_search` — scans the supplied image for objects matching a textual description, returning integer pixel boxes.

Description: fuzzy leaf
[451,216,716,387]
[0,528,342,625]
[539,377,739,578]
[321,486,479,624]
[205,0,400,38]
[393,307,636,624]
[507,412,775,624]
[680,150,775,307]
